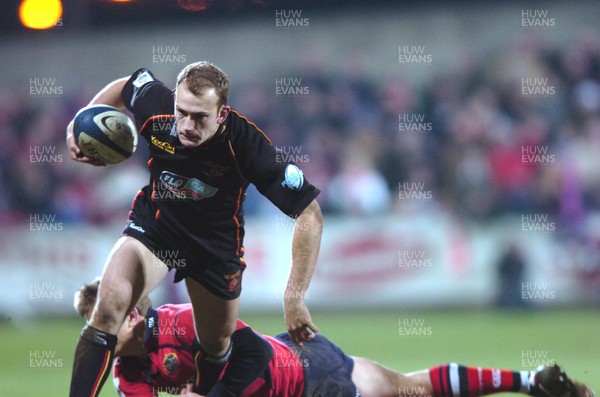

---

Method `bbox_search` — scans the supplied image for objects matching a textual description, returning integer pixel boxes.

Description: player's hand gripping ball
[73,105,138,165]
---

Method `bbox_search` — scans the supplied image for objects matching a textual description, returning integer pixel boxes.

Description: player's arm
[66,76,130,165]
[285,198,322,346]
[229,111,322,346]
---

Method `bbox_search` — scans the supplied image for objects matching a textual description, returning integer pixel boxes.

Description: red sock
[429,364,530,397]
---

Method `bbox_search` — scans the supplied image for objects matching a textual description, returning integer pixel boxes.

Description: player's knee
[200,335,232,357]
[194,319,238,356]
[91,308,122,331]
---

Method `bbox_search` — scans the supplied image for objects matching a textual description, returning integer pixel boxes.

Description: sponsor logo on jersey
[128,222,146,233]
[151,135,175,155]
[163,353,178,373]
[159,171,218,200]
[281,164,304,190]
[133,70,154,88]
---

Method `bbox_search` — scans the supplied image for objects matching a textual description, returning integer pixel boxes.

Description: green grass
[1,309,598,396]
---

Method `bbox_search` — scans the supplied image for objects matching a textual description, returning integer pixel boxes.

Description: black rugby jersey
[121,68,320,261]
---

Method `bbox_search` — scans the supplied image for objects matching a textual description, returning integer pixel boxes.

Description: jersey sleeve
[235,319,250,331]
[121,68,175,132]
[229,111,320,218]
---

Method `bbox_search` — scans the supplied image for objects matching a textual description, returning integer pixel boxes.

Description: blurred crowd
[2,30,600,235]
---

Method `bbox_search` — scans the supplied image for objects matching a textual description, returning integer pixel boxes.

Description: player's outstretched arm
[66,76,130,165]
[284,198,322,346]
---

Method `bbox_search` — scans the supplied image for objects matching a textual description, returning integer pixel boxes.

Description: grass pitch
[0,309,597,396]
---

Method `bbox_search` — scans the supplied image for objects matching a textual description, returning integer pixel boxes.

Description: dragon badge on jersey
[281,164,304,190]
[224,269,242,291]
[163,352,178,373]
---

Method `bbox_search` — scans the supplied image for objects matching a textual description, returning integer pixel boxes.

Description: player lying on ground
[75,279,594,397]
[66,62,322,397]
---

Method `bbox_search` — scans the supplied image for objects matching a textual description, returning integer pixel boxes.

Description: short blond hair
[177,61,229,107]
[74,278,152,319]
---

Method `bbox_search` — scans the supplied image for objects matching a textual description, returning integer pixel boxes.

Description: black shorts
[275,333,360,397]
[122,191,246,300]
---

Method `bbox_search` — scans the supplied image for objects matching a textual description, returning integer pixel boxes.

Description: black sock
[193,341,233,395]
[69,325,118,397]
[207,327,274,397]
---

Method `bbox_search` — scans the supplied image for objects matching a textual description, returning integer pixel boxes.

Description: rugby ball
[73,105,138,165]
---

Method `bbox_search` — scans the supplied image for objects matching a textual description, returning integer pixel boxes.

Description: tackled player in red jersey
[75,279,595,397]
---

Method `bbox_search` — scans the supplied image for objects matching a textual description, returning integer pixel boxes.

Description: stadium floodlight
[19,0,62,30]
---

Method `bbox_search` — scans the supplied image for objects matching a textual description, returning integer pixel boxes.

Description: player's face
[114,310,144,356]
[174,82,230,148]
[115,319,132,355]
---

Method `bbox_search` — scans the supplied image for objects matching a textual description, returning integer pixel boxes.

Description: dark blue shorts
[274,333,360,397]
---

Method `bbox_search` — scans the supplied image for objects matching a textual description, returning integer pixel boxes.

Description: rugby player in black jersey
[66,62,323,397]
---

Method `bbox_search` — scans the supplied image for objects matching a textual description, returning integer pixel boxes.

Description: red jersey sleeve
[235,319,250,331]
